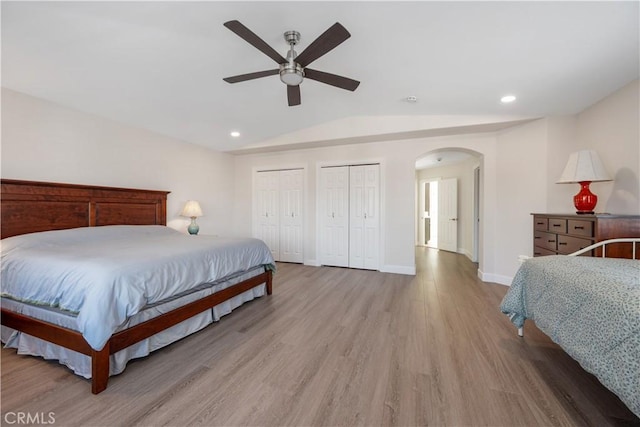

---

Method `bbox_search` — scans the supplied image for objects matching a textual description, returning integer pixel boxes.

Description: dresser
[532,213,640,258]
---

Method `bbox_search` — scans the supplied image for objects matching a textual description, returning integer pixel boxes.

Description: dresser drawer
[568,219,593,237]
[532,213,640,259]
[534,231,557,251]
[534,217,548,231]
[548,218,567,234]
[533,247,556,257]
[557,235,593,255]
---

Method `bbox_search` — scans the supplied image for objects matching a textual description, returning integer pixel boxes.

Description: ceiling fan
[223,20,360,107]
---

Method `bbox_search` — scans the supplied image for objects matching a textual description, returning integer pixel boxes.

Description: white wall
[1,88,235,236]
[545,116,579,211]
[575,79,639,214]
[233,134,499,276]
[542,80,640,214]
[489,79,640,281]
[495,119,549,281]
[3,79,636,285]
[233,76,638,283]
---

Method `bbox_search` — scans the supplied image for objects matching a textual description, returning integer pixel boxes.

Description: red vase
[574,181,596,214]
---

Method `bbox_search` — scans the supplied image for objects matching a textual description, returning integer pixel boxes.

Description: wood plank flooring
[2,247,638,426]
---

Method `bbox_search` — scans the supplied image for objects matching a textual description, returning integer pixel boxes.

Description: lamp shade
[180,200,203,218]
[556,150,611,183]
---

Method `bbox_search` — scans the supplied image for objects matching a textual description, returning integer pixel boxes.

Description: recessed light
[501,95,516,104]
[230,131,241,138]
[406,96,418,103]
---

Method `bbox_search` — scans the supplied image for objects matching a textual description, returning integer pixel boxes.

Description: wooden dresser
[532,213,640,258]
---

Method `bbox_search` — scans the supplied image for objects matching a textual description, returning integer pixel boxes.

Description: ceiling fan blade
[224,20,286,64]
[223,69,279,83]
[295,22,351,68]
[287,85,301,106]
[304,68,360,91]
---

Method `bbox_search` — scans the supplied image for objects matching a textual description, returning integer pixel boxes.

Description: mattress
[1,225,275,350]
[500,255,640,417]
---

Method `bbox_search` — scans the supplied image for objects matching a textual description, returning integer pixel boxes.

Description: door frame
[472,165,481,262]
[417,179,427,247]
[418,178,439,248]
[414,149,483,264]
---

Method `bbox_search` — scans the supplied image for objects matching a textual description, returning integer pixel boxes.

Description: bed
[500,238,640,417]
[0,179,275,394]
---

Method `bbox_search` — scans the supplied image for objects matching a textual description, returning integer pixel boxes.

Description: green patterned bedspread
[500,255,640,417]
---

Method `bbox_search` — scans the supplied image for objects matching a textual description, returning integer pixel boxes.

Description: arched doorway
[415,148,483,262]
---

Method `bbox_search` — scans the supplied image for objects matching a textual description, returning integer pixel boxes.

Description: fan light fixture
[279,63,304,86]
[279,30,304,86]
[222,20,360,106]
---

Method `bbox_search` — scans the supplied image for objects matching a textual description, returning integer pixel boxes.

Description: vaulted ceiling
[2,1,638,152]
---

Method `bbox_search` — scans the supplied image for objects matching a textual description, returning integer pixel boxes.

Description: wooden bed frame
[1,179,273,394]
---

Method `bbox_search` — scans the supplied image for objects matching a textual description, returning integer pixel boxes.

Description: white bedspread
[1,225,275,351]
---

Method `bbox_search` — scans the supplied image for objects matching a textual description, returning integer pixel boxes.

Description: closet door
[256,171,280,260]
[361,165,380,269]
[279,169,303,263]
[320,167,349,267]
[349,165,379,270]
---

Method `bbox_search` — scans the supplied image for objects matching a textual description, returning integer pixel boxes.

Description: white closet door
[349,166,365,268]
[320,166,349,267]
[349,165,379,269]
[279,169,303,263]
[362,165,380,270]
[256,171,280,260]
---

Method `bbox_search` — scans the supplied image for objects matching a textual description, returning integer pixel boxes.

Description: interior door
[256,171,280,260]
[362,165,380,270]
[437,177,458,253]
[320,166,349,267]
[349,164,379,270]
[349,166,365,268]
[279,169,303,263]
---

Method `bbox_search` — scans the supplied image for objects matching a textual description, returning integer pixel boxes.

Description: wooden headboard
[1,179,170,239]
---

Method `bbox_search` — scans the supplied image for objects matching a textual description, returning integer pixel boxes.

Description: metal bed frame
[516,237,640,337]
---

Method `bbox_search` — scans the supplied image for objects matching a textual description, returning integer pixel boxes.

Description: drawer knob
[548,240,555,243]
[552,224,561,227]
[574,226,584,230]
[558,242,567,246]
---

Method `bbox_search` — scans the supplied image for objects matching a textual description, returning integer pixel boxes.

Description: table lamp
[557,150,612,214]
[181,200,203,235]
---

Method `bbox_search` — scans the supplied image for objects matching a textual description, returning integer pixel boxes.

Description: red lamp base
[574,181,597,214]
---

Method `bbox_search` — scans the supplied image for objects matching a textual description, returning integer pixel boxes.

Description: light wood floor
[1,248,638,426]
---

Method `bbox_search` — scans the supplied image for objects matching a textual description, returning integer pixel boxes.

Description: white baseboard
[477,269,512,286]
[380,264,416,275]
[458,248,475,261]
[301,260,416,275]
